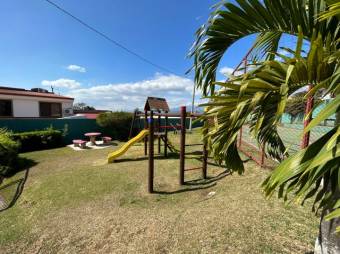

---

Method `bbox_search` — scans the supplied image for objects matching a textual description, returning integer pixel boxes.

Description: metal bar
[231,44,254,75]
[179,106,186,185]
[137,112,203,118]
[239,146,262,166]
[128,109,137,140]
[148,110,154,193]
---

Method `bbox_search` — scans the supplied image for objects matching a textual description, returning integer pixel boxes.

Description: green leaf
[304,94,340,133]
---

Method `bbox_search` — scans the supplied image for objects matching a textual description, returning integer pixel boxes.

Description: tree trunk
[315,208,340,254]
[315,110,340,254]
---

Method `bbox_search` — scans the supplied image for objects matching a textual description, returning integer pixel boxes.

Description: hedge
[96,112,133,141]
[11,128,63,152]
[0,129,19,178]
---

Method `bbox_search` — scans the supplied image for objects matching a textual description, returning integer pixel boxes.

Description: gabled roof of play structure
[144,97,170,112]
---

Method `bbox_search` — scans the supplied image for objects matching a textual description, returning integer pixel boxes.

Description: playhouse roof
[144,97,170,112]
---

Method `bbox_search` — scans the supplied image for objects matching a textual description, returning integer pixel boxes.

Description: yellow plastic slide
[107,129,149,163]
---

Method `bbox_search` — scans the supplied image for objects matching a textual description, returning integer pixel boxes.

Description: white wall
[62,101,74,116]
[13,99,39,117]
[0,94,74,118]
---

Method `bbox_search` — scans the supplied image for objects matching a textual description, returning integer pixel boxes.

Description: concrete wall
[0,94,73,118]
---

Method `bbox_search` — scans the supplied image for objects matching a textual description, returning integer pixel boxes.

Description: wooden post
[164,112,168,157]
[158,114,161,154]
[148,110,154,193]
[179,106,186,185]
[144,110,148,155]
[301,85,314,149]
[260,145,265,167]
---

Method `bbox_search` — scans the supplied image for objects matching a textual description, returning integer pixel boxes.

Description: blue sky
[0,0,288,110]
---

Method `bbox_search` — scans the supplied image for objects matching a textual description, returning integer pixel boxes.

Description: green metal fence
[0,117,203,145]
[0,119,104,144]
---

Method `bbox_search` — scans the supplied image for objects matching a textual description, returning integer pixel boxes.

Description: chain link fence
[238,109,335,168]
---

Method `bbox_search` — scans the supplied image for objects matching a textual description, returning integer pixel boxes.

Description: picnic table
[84,132,101,145]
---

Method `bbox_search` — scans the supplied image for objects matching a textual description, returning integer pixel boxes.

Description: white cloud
[219,66,234,76]
[219,66,243,77]
[42,78,81,89]
[66,64,86,73]
[67,73,203,111]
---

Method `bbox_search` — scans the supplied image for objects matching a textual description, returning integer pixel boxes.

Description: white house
[0,86,74,118]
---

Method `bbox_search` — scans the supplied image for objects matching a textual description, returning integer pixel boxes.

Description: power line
[44,0,179,75]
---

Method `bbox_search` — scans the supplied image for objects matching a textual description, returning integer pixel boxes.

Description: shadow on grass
[185,169,231,186]
[154,182,217,195]
[0,157,36,212]
[113,153,179,163]
[185,143,203,147]
[155,169,231,195]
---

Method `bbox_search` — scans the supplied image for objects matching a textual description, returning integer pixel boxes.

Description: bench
[73,139,87,149]
[102,136,112,144]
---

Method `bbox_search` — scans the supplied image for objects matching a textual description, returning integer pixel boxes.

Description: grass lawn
[0,131,318,253]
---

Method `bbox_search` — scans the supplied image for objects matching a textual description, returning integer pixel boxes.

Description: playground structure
[107,97,208,193]
[107,129,149,163]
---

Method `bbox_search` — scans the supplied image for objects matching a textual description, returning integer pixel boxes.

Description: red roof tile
[81,113,99,119]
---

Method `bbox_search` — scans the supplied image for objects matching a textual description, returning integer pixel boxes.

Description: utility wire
[44,0,179,75]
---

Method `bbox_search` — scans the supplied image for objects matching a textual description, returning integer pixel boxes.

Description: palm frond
[190,0,339,95]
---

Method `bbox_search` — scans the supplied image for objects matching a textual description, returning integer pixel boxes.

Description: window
[39,102,62,117]
[0,100,12,117]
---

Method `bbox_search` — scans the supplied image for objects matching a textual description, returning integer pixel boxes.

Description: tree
[285,91,323,124]
[73,102,95,111]
[191,1,340,253]
[190,0,339,96]
[285,93,307,124]
[96,112,133,141]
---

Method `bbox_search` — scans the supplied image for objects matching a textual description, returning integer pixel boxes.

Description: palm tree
[190,1,340,253]
[190,0,339,96]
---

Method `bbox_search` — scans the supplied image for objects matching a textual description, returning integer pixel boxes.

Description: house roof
[0,86,74,100]
[144,97,170,112]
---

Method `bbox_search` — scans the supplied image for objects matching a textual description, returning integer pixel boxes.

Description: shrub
[11,128,63,152]
[0,129,19,177]
[96,112,133,140]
